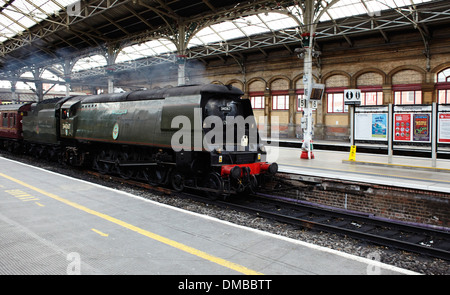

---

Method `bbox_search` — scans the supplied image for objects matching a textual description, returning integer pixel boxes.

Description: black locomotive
[0,84,277,197]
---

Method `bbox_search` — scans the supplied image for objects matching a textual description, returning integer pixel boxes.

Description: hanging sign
[344,89,361,105]
[309,84,325,100]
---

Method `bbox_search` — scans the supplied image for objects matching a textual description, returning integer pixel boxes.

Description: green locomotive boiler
[20,84,277,196]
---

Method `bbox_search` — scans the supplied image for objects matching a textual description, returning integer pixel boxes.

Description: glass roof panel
[0,0,440,66]
[363,0,387,15]
[259,13,299,31]
[72,54,107,72]
[41,69,64,82]
[20,71,34,79]
[187,0,435,49]
[0,0,79,44]
[210,21,238,32]
[190,27,223,46]
[236,15,268,36]
[324,0,369,20]
[0,80,11,88]
[320,0,435,22]
[116,39,177,63]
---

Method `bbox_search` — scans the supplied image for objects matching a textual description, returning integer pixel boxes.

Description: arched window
[325,74,349,113]
[438,68,450,82]
[356,72,384,106]
[270,78,289,111]
[437,68,450,104]
[392,69,423,105]
[248,79,266,110]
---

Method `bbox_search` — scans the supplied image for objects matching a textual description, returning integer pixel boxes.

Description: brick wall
[280,174,450,228]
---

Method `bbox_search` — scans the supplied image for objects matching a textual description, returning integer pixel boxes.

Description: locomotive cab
[202,95,264,160]
[198,88,277,195]
[167,84,277,196]
[60,98,83,138]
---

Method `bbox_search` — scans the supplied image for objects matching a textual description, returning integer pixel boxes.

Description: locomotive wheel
[205,172,223,200]
[116,152,134,179]
[170,170,185,192]
[247,174,258,194]
[94,150,112,174]
[147,166,170,186]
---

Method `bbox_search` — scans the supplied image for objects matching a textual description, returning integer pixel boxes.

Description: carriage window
[2,113,8,127]
[10,114,15,127]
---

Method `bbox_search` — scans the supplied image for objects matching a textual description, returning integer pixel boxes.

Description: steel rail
[217,194,450,261]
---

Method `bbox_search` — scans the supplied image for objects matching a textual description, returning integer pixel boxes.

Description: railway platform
[266,142,450,194]
[0,156,417,276]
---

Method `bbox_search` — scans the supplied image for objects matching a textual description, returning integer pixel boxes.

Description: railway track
[87,169,450,261]
[215,194,450,261]
[42,167,450,262]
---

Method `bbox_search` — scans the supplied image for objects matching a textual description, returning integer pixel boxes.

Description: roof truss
[0,0,449,85]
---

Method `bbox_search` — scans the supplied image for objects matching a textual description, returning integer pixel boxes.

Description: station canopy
[0,0,447,77]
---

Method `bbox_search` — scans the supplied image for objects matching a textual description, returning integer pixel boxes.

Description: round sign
[112,123,119,140]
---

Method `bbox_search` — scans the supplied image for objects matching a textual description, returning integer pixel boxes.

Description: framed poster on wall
[413,114,430,142]
[438,113,450,143]
[394,113,431,142]
[355,113,387,141]
[394,113,411,141]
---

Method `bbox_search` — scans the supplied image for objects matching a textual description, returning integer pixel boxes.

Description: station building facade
[177,28,450,142]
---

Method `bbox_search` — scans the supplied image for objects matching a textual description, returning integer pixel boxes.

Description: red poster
[439,113,450,143]
[394,113,411,141]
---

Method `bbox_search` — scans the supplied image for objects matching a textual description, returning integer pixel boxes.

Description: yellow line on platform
[91,228,109,237]
[343,159,450,172]
[0,172,262,275]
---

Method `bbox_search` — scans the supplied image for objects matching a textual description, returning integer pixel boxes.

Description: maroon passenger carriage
[0,103,31,152]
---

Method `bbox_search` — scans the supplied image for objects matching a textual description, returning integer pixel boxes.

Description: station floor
[0,156,418,275]
[266,144,450,194]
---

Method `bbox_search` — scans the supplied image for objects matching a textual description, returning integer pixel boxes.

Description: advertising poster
[372,114,387,139]
[355,113,387,141]
[413,114,430,142]
[439,113,450,143]
[394,113,411,141]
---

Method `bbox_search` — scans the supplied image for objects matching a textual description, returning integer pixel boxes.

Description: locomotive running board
[97,159,158,167]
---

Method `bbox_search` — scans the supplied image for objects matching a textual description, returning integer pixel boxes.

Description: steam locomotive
[0,84,277,197]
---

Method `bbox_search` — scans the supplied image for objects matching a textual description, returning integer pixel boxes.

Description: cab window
[62,109,69,119]
[62,106,77,119]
